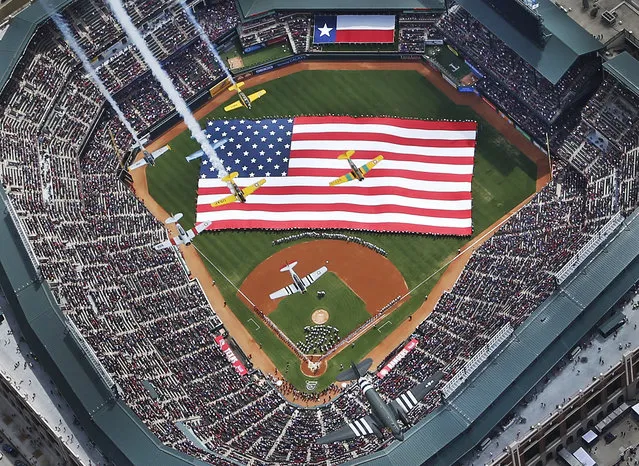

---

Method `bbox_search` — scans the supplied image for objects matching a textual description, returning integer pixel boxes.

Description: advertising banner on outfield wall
[482,96,497,111]
[377,338,419,378]
[214,335,248,376]
[457,86,476,93]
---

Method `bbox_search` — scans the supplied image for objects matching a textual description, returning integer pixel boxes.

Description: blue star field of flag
[201,118,295,179]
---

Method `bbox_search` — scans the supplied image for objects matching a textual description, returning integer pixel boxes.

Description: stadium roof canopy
[0,0,72,93]
[454,0,603,84]
[235,0,445,18]
[603,51,639,99]
[350,209,639,465]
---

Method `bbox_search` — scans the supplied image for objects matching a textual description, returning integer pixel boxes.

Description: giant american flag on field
[196,116,477,235]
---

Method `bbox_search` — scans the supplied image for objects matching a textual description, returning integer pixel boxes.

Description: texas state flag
[313,15,396,44]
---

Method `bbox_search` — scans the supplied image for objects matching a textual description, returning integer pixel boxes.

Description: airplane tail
[337,150,356,160]
[221,172,239,183]
[228,82,245,92]
[166,213,183,224]
[336,358,373,382]
[279,261,298,273]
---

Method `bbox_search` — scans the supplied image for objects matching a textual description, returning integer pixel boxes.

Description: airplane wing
[193,220,212,234]
[184,220,213,241]
[300,266,328,288]
[329,156,384,186]
[391,371,444,415]
[247,89,266,102]
[224,99,244,112]
[151,145,171,160]
[317,415,380,444]
[240,179,266,197]
[269,285,296,300]
[357,155,384,176]
[153,236,185,251]
[328,171,358,186]
[211,193,238,208]
[185,149,204,162]
[128,158,148,171]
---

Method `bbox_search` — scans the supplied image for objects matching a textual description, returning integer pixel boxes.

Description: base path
[133,59,551,405]
[240,239,407,316]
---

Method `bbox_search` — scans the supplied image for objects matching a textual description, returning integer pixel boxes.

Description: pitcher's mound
[312,309,329,324]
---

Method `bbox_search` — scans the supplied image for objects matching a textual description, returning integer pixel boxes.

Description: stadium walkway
[0,293,106,466]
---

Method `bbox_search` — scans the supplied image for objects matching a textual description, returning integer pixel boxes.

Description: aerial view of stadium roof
[235,0,444,18]
[0,0,639,465]
[455,0,602,83]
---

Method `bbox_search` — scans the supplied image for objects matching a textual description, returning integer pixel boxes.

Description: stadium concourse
[0,0,638,465]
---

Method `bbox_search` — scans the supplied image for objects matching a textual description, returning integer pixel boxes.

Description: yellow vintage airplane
[328,151,384,186]
[211,172,266,207]
[223,82,267,112]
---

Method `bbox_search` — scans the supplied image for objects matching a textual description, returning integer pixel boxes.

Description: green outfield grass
[269,272,370,347]
[222,40,293,72]
[147,69,537,393]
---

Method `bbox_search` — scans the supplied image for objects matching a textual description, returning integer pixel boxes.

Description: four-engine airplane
[128,144,171,171]
[269,261,328,300]
[223,82,266,112]
[328,151,384,186]
[317,359,443,444]
[185,138,228,162]
[210,171,266,208]
[153,213,212,250]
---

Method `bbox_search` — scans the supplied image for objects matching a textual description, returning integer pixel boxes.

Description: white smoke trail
[104,0,227,176]
[179,1,236,85]
[49,11,143,148]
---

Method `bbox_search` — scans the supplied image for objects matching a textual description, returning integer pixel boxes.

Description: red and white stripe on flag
[196,116,477,236]
[336,15,395,43]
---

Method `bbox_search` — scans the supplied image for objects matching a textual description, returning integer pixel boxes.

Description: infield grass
[269,272,370,347]
[147,69,537,392]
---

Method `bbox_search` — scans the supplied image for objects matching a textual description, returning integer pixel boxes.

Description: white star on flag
[318,23,333,37]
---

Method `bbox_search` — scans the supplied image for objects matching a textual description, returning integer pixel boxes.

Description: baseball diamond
[1,1,638,466]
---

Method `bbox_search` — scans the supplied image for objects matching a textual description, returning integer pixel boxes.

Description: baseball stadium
[0,0,638,465]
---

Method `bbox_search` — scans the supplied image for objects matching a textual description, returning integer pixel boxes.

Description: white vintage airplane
[185,138,228,162]
[153,213,211,250]
[269,261,328,300]
[128,144,171,170]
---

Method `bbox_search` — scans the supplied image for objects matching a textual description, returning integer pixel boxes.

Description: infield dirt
[239,240,407,316]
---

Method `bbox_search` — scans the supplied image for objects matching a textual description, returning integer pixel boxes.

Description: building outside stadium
[0,0,638,465]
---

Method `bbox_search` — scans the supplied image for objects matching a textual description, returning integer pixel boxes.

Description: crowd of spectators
[437,5,600,135]
[397,12,442,53]
[2,2,639,466]
[236,13,311,54]
[273,231,387,256]
[554,75,639,228]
